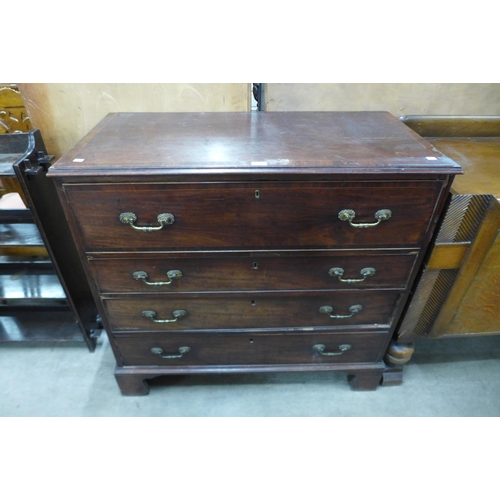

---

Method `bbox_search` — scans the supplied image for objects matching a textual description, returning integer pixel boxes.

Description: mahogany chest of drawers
[48,111,461,395]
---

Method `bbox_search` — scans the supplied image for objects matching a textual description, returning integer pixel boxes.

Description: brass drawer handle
[142,309,187,323]
[133,270,183,286]
[338,209,392,228]
[313,343,351,356]
[119,212,175,231]
[150,346,191,359]
[329,267,375,283]
[319,304,362,319]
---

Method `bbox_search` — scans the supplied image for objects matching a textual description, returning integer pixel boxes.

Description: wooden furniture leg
[115,370,151,396]
[382,341,415,386]
[348,369,384,391]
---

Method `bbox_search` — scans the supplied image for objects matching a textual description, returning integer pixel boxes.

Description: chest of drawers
[48,111,461,395]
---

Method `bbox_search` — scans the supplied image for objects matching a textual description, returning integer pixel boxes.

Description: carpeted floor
[1,333,500,416]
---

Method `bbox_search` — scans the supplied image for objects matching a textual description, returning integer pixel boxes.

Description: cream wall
[19,83,500,160]
[264,83,500,115]
[20,83,251,159]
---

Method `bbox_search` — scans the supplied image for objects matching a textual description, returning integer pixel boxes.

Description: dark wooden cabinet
[0,130,100,348]
[48,112,460,395]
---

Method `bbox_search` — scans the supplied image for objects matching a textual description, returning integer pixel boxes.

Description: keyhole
[253,261,259,270]
[255,189,260,199]
[251,300,256,306]
[249,338,254,344]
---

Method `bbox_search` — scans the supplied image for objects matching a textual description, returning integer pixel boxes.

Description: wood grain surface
[63,181,443,251]
[115,331,388,366]
[103,290,401,332]
[89,251,417,293]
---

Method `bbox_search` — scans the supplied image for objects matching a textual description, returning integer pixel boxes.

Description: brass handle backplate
[142,309,187,323]
[329,267,375,283]
[119,212,175,231]
[319,304,362,319]
[338,209,392,228]
[133,270,183,286]
[150,346,190,359]
[313,344,351,356]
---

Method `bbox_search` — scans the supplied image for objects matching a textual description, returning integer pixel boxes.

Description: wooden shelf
[0,209,33,223]
[0,222,48,256]
[0,272,66,301]
[0,130,108,349]
[0,311,85,342]
[0,154,24,176]
[0,222,44,246]
[0,255,54,272]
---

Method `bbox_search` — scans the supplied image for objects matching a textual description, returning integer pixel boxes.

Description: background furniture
[385,116,500,376]
[1,85,33,199]
[0,129,100,349]
[0,84,31,135]
[48,111,460,395]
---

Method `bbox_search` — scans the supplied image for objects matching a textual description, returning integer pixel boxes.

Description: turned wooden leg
[348,370,383,391]
[115,372,150,396]
[382,341,415,386]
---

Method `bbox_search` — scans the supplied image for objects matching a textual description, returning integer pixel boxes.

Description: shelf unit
[0,130,100,349]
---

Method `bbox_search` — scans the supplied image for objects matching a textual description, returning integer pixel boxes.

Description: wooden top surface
[431,138,500,199]
[48,111,461,177]
[401,116,500,199]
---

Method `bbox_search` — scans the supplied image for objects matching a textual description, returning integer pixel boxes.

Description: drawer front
[64,181,442,251]
[115,331,389,366]
[90,252,417,293]
[104,291,402,332]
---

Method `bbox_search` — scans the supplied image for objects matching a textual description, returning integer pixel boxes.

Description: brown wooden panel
[47,111,460,177]
[431,138,500,199]
[90,251,417,293]
[431,198,500,337]
[115,331,388,366]
[64,181,442,251]
[446,229,500,335]
[401,116,500,199]
[426,242,470,270]
[104,291,401,332]
[43,111,456,392]
[401,116,500,138]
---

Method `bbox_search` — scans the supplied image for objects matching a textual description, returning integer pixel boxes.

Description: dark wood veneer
[89,251,417,293]
[115,331,388,367]
[103,290,401,332]
[64,181,443,251]
[48,112,460,395]
[48,112,460,175]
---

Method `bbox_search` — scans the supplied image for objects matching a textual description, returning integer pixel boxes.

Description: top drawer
[63,181,443,252]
